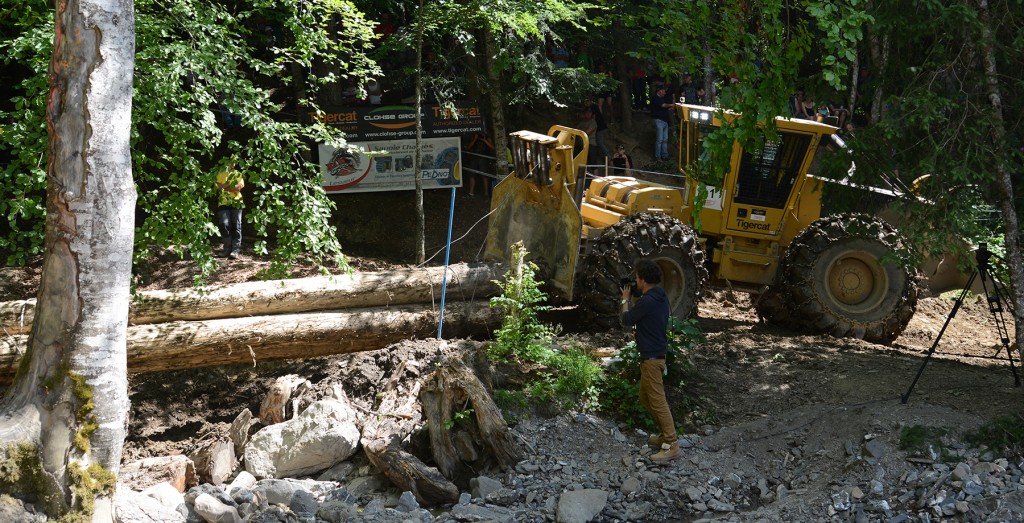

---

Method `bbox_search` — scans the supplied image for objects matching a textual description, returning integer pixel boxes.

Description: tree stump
[420,358,522,479]
[359,359,459,506]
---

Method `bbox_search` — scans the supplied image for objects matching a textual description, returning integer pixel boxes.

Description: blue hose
[437,186,457,338]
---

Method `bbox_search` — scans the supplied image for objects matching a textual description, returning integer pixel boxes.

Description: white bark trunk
[0,0,135,519]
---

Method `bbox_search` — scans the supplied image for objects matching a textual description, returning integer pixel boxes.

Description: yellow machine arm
[483,126,589,301]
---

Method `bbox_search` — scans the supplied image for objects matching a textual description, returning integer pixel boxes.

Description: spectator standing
[577,107,598,164]
[680,72,698,104]
[629,62,648,111]
[215,158,245,259]
[621,260,680,463]
[550,44,570,68]
[576,44,593,71]
[651,84,673,161]
[610,144,633,176]
[465,131,495,198]
[586,100,611,160]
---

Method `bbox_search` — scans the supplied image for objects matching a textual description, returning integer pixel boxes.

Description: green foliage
[488,242,557,363]
[0,0,377,273]
[966,414,1024,459]
[898,424,948,459]
[63,462,117,522]
[443,407,475,430]
[487,244,603,412]
[0,443,46,503]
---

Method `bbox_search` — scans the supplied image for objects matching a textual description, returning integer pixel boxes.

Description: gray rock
[290,489,318,516]
[228,471,257,493]
[706,498,734,512]
[451,502,511,521]
[230,409,253,457]
[625,500,651,520]
[254,479,298,505]
[396,491,420,513]
[142,482,187,512]
[317,461,355,482]
[115,487,186,523]
[244,399,360,479]
[317,500,359,523]
[363,498,386,515]
[556,488,608,523]
[620,476,641,495]
[952,463,972,482]
[347,474,388,498]
[191,439,236,486]
[864,439,886,459]
[470,475,503,499]
[229,486,255,507]
[193,492,242,523]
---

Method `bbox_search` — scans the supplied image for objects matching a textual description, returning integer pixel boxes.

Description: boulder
[114,486,185,523]
[244,398,360,479]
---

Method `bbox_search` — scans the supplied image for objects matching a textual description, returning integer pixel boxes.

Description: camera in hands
[620,277,641,298]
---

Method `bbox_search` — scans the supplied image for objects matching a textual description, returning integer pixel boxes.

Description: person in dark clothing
[651,84,673,160]
[610,144,633,175]
[621,259,680,462]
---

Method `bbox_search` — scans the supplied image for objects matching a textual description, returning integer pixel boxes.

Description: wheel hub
[829,257,875,305]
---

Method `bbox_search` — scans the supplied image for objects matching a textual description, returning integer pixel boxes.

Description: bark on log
[0,262,505,333]
[0,301,500,384]
[361,360,459,506]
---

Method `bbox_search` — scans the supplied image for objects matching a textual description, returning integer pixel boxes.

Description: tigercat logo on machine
[735,219,771,231]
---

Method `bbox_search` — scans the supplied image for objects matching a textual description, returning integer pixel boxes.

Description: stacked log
[0,263,506,383]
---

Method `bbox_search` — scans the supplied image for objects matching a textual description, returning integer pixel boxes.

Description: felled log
[420,359,522,479]
[0,301,500,384]
[0,262,506,333]
[360,360,459,506]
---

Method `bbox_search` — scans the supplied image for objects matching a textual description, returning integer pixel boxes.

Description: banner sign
[319,137,462,194]
[309,103,484,140]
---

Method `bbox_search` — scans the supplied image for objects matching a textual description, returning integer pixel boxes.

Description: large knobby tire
[756,213,920,344]
[577,213,708,329]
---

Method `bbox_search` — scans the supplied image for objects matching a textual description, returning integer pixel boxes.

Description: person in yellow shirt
[216,159,245,259]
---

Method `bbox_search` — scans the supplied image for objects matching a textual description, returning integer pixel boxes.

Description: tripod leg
[902,271,978,403]
[978,265,1021,387]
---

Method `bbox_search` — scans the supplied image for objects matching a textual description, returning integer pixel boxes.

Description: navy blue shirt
[621,286,670,358]
[651,93,672,122]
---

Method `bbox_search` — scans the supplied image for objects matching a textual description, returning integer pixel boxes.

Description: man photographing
[620,259,680,462]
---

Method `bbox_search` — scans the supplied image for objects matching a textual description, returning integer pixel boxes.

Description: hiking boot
[647,434,666,447]
[228,250,239,259]
[651,442,681,463]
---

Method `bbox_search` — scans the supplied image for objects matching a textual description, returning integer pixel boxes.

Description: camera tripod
[902,243,1020,403]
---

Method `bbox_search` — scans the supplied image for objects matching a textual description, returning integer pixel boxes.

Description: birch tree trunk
[484,25,509,179]
[975,0,1024,361]
[414,0,426,264]
[0,0,135,520]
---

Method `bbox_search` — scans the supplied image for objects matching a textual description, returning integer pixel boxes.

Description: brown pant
[640,358,677,443]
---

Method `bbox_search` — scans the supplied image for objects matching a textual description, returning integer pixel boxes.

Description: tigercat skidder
[484,104,918,344]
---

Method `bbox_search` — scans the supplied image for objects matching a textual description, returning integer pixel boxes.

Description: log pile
[0,263,507,383]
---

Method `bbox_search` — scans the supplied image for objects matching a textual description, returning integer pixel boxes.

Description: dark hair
[635,259,662,285]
